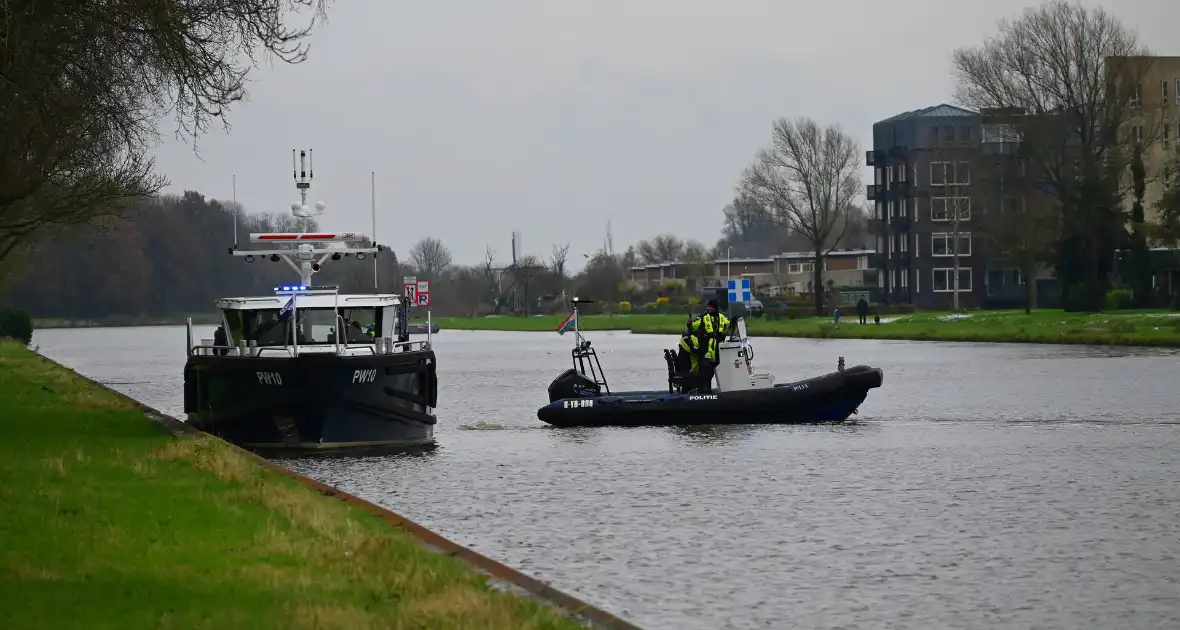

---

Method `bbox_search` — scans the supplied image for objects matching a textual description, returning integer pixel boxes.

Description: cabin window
[229,306,381,346]
[336,307,379,343]
[295,307,380,344]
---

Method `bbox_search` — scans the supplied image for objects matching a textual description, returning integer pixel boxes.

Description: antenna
[229,149,376,288]
[371,171,377,291]
[232,174,238,247]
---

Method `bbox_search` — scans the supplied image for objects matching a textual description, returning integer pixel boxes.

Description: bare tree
[951,0,1158,311]
[408,237,452,279]
[680,240,712,291]
[511,255,545,316]
[450,267,484,317]
[636,235,685,264]
[0,0,330,263]
[929,143,972,311]
[741,117,860,315]
[550,242,570,281]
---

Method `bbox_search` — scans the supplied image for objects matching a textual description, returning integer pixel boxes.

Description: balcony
[890,216,911,230]
[866,184,885,200]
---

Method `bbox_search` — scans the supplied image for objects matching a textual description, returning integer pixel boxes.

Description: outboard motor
[547,368,602,403]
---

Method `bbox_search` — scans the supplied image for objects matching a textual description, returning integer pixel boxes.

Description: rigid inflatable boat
[537,299,884,428]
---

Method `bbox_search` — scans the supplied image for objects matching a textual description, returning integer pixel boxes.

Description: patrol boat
[183,150,438,454]
[538,299,883,427]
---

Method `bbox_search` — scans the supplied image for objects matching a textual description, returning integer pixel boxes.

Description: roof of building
[876,103,978,125]
[777,249,874,259]
[629,250,875,271]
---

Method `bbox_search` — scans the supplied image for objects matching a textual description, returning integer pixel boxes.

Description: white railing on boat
[186,318,430,357]
[187,340,430,357]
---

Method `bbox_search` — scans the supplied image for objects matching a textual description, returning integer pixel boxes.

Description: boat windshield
[226,307,379,346]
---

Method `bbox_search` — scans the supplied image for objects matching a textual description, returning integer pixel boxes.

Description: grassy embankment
[0,341,588,630]
[33,313,222,329]
[425,309,1180,346]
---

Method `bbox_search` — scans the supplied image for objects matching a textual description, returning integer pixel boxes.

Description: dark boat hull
[184,350,438,454]
[537,365,883,428]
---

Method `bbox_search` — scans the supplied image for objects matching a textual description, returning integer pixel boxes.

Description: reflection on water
[32,326,1180,630]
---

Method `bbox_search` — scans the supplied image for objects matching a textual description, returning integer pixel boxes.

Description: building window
[929,161,970,186]
[874,200,885,220]
[1176,78,1180,104]
[787,263,814,274]
[932,197,971,221]
[930,161,946,186]
[1131,83,1142,107]
[916,270,920,294]
[857,256,867,270]
[1164,79,1170,104]
[1130,124,1144,144]
[933,268,972,292]
[955,161,970,185]
[911,197,918,222]
[957,126,971,144]
[942,126,954,144]
[913,163,919,185]
[931,232,972,257]
[876,167,884,185]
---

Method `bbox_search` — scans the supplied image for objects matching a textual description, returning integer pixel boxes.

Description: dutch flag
[556,310,577,336]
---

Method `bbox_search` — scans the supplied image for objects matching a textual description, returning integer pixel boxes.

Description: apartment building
[1114,55,1180,226]
[867,104,990,308]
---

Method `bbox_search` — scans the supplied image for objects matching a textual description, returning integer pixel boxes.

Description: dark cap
[706,299,718,308]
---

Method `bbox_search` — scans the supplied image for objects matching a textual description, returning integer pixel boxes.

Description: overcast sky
[151,0,1174,272]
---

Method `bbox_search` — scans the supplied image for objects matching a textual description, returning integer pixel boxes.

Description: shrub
[0,307,33,345]
[1104,289,1133,310]
[642,301,660,313]
[655,296,670,306]
[684,296,700,307]
[618,301,633,313]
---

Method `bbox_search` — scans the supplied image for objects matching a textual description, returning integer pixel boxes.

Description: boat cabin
[194,289,421,357]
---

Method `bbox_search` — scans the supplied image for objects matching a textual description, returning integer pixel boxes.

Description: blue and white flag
[280,296,295,318]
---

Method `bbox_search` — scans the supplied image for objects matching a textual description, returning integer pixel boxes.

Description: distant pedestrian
[832,307,841,325]
[856,298,868,324]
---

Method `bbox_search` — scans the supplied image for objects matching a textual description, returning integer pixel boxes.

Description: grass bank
[426,310,1180,346]
[0,341,590,630]
[33,313,221,329]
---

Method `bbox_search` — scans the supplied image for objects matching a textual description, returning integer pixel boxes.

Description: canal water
[33,326,1180,630]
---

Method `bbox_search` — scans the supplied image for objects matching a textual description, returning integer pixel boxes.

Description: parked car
[732,299,764,318]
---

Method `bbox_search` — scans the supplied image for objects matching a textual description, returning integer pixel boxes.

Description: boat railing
[187,340,431,357]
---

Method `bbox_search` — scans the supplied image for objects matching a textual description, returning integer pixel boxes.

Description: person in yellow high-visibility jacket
[689,299,731,392]
[678,331,700,374]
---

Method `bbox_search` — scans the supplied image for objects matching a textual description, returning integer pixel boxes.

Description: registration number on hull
[563,399,594,409]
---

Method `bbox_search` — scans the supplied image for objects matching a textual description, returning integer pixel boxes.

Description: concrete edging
[36,351,644,630]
